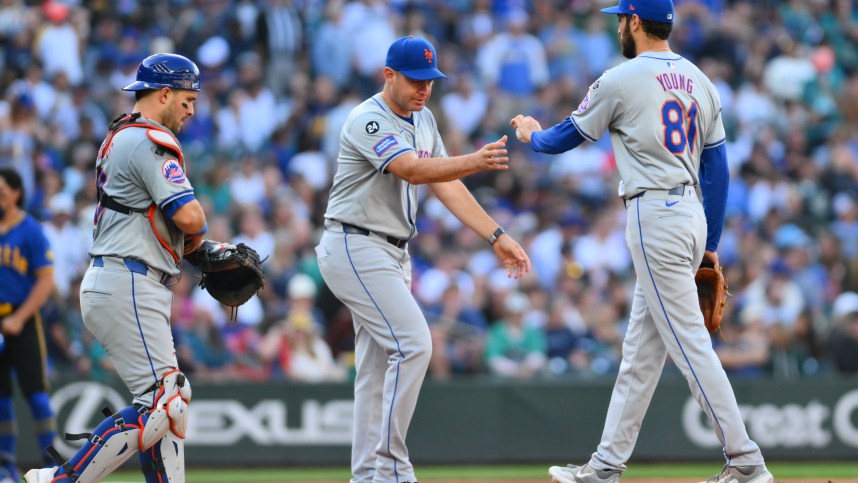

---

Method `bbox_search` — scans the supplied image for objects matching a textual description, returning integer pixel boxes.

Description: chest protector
[96,113,186,265]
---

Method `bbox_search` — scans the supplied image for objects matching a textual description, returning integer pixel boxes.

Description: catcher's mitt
[695,263,728,334]
[185,240,265,307]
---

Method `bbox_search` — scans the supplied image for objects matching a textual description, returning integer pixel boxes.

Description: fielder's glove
[184,240,265,307]
[695,262,728,334]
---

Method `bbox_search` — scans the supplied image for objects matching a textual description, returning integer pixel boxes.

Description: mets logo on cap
[162,159,186,184]
[385,35,447,81]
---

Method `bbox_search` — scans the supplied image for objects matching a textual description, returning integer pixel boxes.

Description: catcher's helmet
[122,53,201,92]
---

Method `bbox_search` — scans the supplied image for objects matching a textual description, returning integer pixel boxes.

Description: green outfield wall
[15,376,858,466]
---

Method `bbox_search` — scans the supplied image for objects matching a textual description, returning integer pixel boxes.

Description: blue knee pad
[25,391,53,420]
[0,397,14,423]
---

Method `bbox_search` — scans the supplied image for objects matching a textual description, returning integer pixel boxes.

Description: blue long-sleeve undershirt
[530,117,586,154]
[699,140,728,252]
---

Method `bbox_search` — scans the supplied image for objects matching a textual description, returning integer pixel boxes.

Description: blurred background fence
[12,376,858,467]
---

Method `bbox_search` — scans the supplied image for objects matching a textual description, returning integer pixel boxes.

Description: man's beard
[0,206,6,219]
[621,21,637,59]
[162,105,183,133]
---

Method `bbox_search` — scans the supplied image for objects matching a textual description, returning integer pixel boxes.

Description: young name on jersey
[655,72,694,94]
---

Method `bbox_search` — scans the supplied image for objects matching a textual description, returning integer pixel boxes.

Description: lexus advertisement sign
[8,378,854,466]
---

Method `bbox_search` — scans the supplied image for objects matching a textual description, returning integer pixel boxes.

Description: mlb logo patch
[162,159,186,184]
[373,135,399,157]
[666,61,676,69]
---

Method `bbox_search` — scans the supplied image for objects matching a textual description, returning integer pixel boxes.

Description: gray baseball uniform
[25,54,201,483]
[317,93,445,483]
[556,53,763,470]
[85,116,193,408]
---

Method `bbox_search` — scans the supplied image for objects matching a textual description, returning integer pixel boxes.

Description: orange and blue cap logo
[162,159,186,184]
[424,48,433,64]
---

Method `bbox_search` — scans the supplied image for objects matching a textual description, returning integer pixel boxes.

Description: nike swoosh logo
[665,201,679,207]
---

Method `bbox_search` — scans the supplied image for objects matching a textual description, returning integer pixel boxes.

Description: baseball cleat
[699,464,773,483]
[23,467,58,483]
[549,463,621,483]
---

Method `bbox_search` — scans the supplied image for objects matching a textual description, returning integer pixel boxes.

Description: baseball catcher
[185,240,265,307]
[696,261,728,334]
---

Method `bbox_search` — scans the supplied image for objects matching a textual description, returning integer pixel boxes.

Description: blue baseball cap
[385,36,447,81]
[601,0,675,24]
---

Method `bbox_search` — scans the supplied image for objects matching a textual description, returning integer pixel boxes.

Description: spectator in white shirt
[42,193,88,300]
[441,75,489,140]
[35,3,83,85]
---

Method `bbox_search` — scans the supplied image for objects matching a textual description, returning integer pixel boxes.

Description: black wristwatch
[487,227,506,246]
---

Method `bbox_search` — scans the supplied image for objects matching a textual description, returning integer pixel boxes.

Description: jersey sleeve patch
[576,92,591,113]
[373,135,399,157]
[162,159,187,184]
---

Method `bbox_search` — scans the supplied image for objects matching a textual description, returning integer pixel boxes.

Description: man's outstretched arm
[510,115,587,153]
[428,180,531,279]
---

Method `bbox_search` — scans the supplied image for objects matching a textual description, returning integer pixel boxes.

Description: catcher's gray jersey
[569,52,725,198]
[324,93,447,239]
[91,118,194,276]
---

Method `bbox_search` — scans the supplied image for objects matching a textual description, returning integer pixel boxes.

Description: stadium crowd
[2,0,858,384]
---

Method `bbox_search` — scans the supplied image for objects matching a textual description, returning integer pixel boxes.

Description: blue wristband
[487,226,506,245]
[194,222,208,235]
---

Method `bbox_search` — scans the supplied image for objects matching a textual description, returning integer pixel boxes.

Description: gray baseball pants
[590,188,764,471]
[80,256,178,408]
[317,225,431,483]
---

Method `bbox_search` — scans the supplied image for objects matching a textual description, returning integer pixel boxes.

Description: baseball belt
[92,256,175,285]
[327,220,408,249]
[624,185,688,207]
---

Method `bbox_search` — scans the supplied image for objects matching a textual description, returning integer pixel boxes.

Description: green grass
[626,462,858,478]
[99,462,858,481]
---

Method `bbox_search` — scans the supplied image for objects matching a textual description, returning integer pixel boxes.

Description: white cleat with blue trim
[549,463,621,483]
[699,464,774,483]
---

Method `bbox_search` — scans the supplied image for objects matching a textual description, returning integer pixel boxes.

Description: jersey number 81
[661,100,699,155]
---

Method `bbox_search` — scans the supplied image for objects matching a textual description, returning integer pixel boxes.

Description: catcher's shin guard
[138,433,185,483]
[139,434,185,483]
[139,370,190,482]
[140,370,191,450]
[47,406,146,482]
[158,431,185,482]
